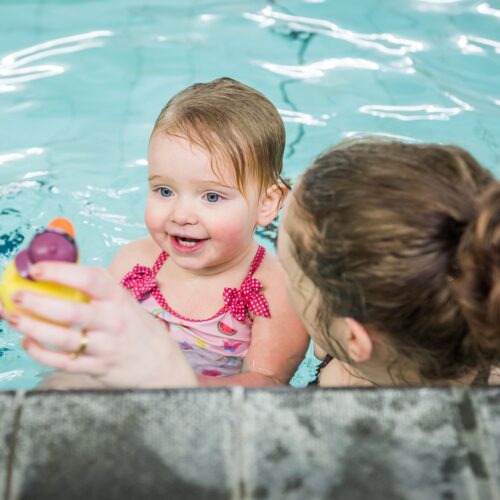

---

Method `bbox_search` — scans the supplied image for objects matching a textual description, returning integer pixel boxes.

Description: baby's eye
[159,187,173,198]
[205,192,221,203]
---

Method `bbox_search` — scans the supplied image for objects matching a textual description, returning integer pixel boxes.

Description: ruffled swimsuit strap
[151,251,168,276]
[248,245,266,276]
[121,251,168,301]
[223,245,271,321]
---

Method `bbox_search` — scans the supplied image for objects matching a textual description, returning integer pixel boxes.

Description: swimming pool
[1,0,499,390]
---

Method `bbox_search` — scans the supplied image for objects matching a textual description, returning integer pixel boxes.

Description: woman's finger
[28,262,121,301]
[11,290,115,332]
[23,338,104,374]
[10,312,87,353]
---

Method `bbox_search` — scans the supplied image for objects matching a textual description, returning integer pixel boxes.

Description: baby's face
[146,132,262,274]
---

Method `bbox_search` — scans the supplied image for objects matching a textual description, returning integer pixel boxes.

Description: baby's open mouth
[174,236,205,247]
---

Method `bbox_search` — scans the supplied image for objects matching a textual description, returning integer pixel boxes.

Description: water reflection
[245,7,424,56]
[360,92,472,121]
[0,31,113,92]
[360,102,469,121]
[457,35,500,55]
[262,58,379,79]
[343,131,421,142]
[279,109,328,126]
[476,2,500,18]
[0,147,44,167]
[416,0,463,3]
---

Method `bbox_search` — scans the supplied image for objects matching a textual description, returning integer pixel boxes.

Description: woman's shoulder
[108,237,162,281]
[488,366,500,385]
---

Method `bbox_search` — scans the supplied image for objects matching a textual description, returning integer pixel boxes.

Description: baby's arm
[198,255,309,387]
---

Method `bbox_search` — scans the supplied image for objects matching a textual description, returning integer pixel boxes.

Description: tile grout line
[230,386,246,500]
[466,389,500,500]
[3,391,25,500]
[453,388,500,500]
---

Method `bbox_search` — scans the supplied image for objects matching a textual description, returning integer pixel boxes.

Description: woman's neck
[357,364,484,387]
[320,358,484,387]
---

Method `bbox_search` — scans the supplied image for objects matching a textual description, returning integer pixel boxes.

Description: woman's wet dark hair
[288,138,500,382]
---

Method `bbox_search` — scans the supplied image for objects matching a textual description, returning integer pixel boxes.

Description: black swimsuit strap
[309,354,333,387]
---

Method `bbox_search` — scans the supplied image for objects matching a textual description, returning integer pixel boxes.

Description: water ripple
[359,91,473,121]
[0,147,44,167]
[244,7,424,56]
[360,103,464,121]
[0,30,113,92]
[413,0,465,13]
[279,109,328,126]
[0,370,23,383]
[476,2,500,18]
[457,35,500,55]
[262,58,380,79]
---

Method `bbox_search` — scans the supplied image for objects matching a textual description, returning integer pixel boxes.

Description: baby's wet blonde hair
[152,77,288,204]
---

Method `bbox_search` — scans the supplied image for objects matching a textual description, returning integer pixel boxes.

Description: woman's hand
[6,262,198,388]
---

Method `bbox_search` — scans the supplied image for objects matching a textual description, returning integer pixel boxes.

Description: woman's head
[152,77,288,202]
[279,138,500,384]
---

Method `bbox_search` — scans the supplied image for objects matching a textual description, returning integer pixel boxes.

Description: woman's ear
[344,317,373,363]
[257,184,286,227]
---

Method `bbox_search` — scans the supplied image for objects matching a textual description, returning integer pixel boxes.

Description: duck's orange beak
[48,217,76,238]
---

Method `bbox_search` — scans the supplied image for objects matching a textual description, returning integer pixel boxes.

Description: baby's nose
[170,199,197,225]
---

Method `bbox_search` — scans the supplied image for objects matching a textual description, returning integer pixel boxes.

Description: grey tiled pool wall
[1,387,499,500]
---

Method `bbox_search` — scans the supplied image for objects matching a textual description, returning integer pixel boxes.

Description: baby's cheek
[211,223,245,241]
[144,202,154,222]
[144,212,157,233]
[210,218,251,246]
[144,202,163,229]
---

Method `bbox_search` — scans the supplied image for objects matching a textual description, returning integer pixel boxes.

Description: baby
[37,77,309,388]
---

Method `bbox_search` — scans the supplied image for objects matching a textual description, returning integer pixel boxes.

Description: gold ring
[69,329,88,359]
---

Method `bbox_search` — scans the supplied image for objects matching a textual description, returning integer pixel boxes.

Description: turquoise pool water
[1,0,499,390]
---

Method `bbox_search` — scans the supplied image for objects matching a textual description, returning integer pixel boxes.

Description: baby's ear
[257,184,287,227]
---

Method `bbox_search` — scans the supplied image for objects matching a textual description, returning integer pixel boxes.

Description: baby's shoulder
[108,237,162,281]
[254,250,286,291]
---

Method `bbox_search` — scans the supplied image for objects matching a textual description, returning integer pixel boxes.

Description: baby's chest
[160,309,252,356]
[170,314,251,342]
[158,281,226,320]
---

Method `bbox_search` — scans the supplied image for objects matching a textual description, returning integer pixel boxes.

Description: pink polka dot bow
[223,277,271,321]
[121,265,158,301]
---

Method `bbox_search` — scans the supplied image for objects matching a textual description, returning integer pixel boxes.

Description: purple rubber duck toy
[15,217,78,280]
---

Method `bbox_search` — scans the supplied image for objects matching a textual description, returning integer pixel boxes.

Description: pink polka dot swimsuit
[121,246,270,377]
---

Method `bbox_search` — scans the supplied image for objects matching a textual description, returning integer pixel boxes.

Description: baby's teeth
[178,238,197,247]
